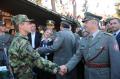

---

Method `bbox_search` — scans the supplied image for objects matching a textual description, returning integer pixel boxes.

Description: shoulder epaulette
[103,32,112,36]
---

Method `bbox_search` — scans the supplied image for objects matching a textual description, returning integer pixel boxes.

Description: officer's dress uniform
[66,30,120,79]
[38,28,76,79]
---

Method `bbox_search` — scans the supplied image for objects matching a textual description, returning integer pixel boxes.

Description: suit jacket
[40,39,54,61]
[66,31,120,79]
[40,38,53,47]
[28,32,42,49]
[116,32,120,49]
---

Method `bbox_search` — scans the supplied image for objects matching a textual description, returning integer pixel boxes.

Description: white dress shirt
[114,29,120,37]
[31,32,35,48]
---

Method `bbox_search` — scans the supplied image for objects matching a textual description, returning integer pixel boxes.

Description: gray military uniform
[0,33,13,79]
[0,33,13,66]
[38,28,76,79]
[66,31,120,79]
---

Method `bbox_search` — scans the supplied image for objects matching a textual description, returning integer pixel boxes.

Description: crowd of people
[0,12,120,79]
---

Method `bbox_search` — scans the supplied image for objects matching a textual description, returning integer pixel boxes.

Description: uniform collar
[31,32,35,34]
[91,30,100,39]
[0,32,5,36]
[15,32,28,40]
[114,29,120,36]
[62,28,70,31]
[41,37,52,42]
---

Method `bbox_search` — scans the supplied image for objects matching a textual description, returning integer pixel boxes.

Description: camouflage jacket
[8,33,59,79]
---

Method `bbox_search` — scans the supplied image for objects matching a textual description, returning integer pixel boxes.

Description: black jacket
[28,32,42,49]
[116,32,120,49]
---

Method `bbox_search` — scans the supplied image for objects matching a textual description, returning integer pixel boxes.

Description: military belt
[85,62,110,68]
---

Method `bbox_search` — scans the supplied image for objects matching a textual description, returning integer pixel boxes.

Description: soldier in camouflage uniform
[0,20,13,79]
[9,14,59,79]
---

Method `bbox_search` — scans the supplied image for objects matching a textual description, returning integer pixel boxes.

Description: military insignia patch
[114,44,119,51]
[54,38,58,42]
[104,32,112,36]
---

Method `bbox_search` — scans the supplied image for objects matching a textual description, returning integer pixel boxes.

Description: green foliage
[116,9,120,17]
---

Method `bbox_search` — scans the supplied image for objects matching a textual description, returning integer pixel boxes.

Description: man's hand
[59,65,68,76]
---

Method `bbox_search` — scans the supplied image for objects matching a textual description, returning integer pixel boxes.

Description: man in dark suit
[28,21,42,49]
[110,18,120,49]
[38,21,76,79]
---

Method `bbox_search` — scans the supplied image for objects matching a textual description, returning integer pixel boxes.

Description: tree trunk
[82,0,88,12]
[73,0,76,18]
[51,0,56,12]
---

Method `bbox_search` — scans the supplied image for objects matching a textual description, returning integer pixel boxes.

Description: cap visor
[25,19,34,22]
[82,19,88,23]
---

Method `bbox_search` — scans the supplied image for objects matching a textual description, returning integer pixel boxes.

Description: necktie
[88,35,93,47]
[114,33,116,36]
[89,35,93,41]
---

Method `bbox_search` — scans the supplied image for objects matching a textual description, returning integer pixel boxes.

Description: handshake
[58,65,68,76]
